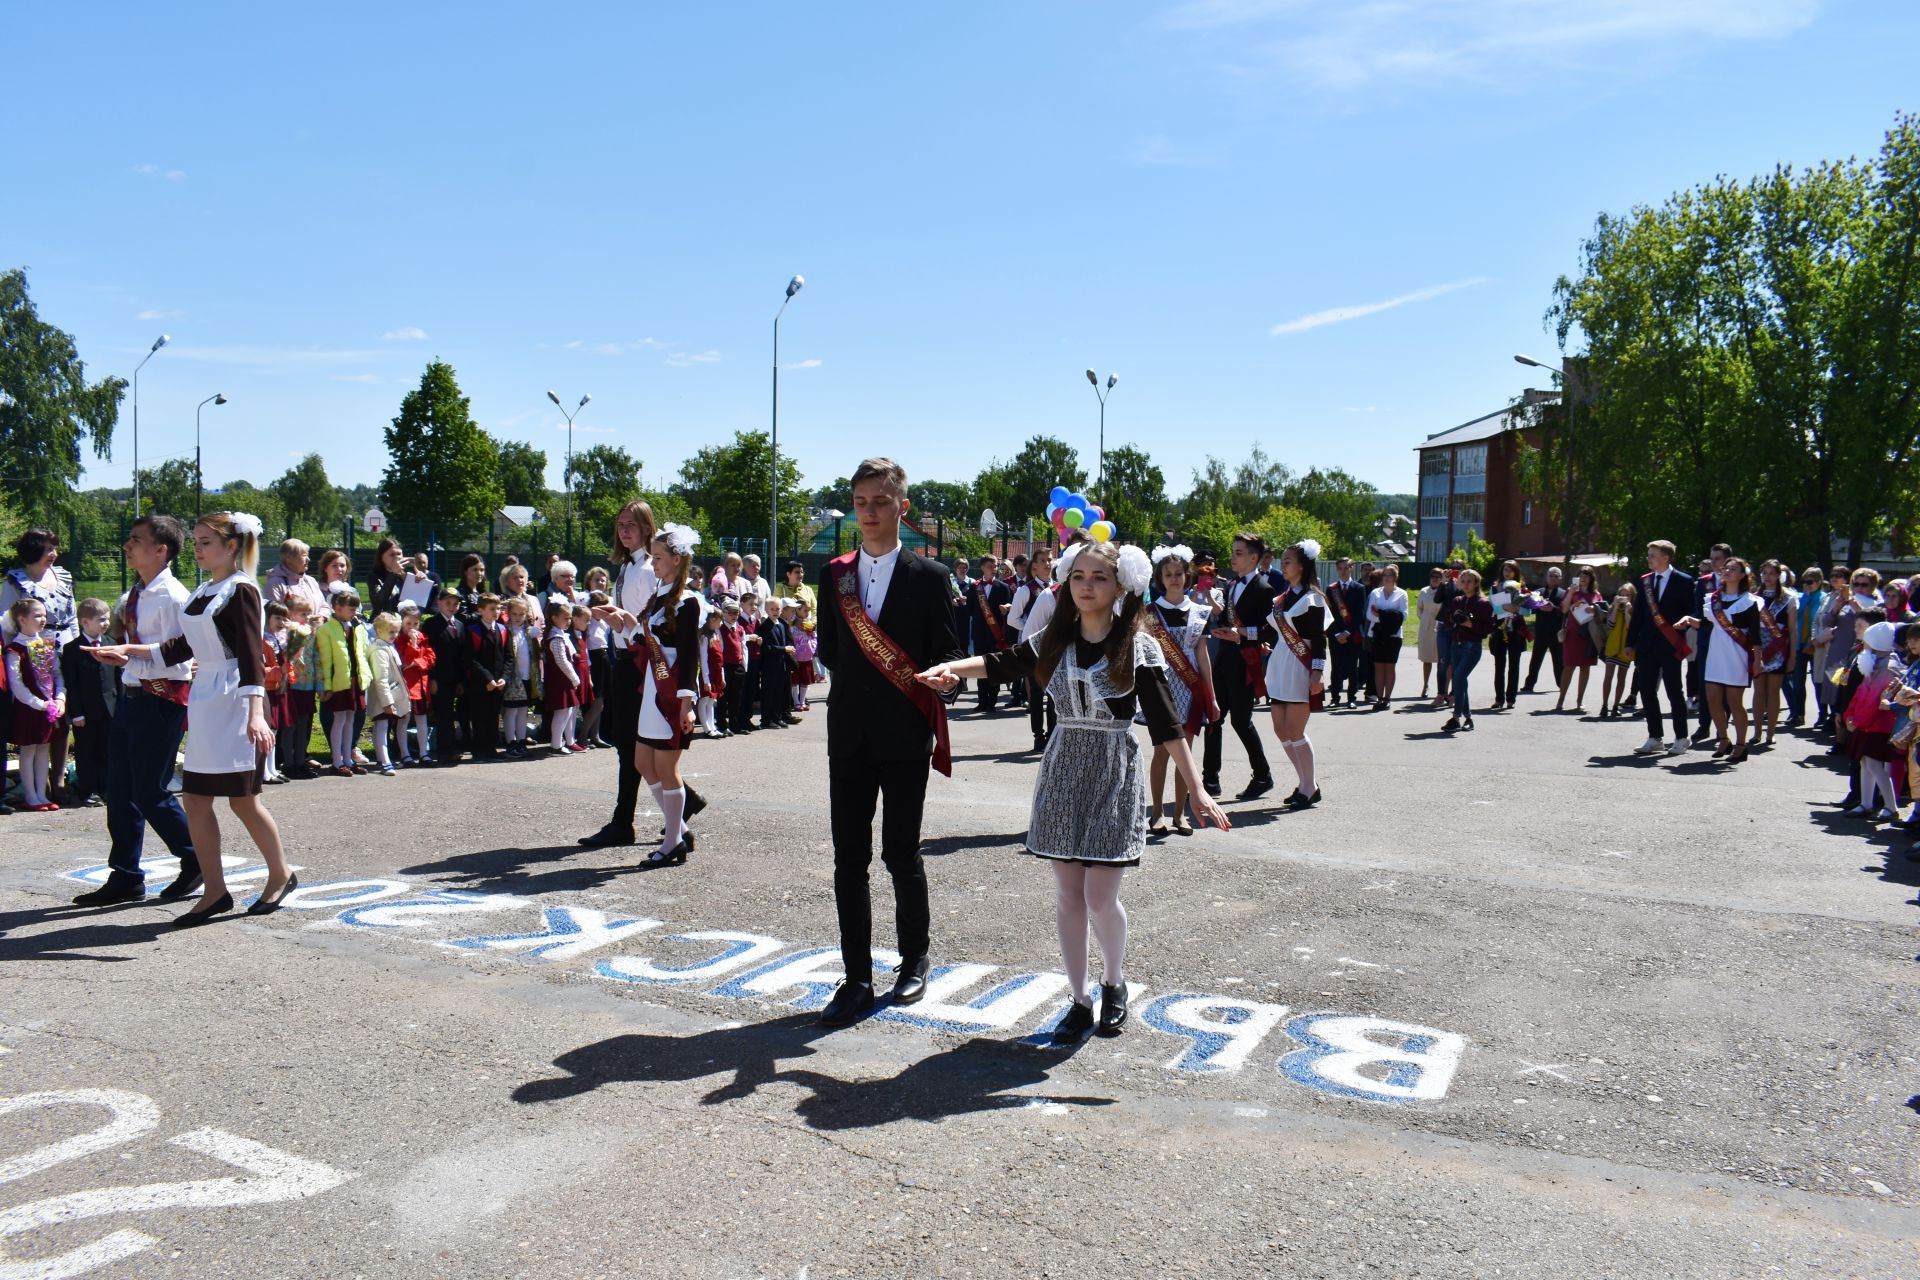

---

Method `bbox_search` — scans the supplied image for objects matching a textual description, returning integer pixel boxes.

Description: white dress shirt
[120,566,194,686]
[857,545,902,622]
[1023,581,1058,638]
[611,557,659,649]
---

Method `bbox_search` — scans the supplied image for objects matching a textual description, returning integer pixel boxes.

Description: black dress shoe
[1236,775,1274,801]
[1033,735,1047,754]
[642,838,691,869]
[891,956,930,1005]
[1282,787,1322,810]
[1096,983,1129,1036]
[157,870,204,902]
[818,980,876,1028]
[578,824,637,848]
[1050,1000,1096,1046]
[1442,716,1461,732]
[1202,778,1222,798]
[171,892,233,929]
[73,880,146,907]
[246,873,299,916]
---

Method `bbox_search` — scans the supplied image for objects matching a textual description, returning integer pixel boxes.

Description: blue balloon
[1049,485,1070,507]
[1066,493,1090,511]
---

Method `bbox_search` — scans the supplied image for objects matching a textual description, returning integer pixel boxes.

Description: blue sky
[5,1,1914,511]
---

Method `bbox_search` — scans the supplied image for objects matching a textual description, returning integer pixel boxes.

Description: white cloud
[566,336,677,355]
[382,326,428,341]
[132,163,187,182]
[332,373,385,384]
[1163,0,1819,90]
[1341,405,1386,414]
[158,345,380,367]
[784,358,823,370]
[136,309,182,321]
[1270,277,1489,336]
[665,349,721,368]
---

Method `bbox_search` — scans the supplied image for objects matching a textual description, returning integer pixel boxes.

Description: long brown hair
[1031,542,1143,693]
[610,500,657,567]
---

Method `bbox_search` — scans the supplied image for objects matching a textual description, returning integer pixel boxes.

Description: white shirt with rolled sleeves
[119,566,195,687]
[610,558,659,651]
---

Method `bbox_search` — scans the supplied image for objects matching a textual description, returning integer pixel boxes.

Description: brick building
[1413,390,1564,564]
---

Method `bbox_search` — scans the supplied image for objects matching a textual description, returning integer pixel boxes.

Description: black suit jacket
[1628,568,1695,660]
[817,550,963,762]
[61,634,119,723]
[1214,574,1277,671]
[1326,579,1368,642]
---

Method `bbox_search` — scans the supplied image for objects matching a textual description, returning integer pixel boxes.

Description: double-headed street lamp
[1515,353,1575,565]
[194,393,227,523]
[547,389,591,554]
[771,274,803,568]
[1085,368,1118,494]
[131,334,170,516]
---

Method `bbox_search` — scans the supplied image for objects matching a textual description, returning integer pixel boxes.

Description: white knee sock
[1290,736,1317,794]
[551,709,569,753]
[331,712,354,766]
[659,786,687,851]
[373,729,391,768]
[19,745,47,806]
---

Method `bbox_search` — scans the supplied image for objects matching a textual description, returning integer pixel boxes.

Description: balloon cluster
[1046,485,1116,543]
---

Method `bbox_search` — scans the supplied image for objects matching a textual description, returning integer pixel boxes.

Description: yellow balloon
[1090,521,1114,543]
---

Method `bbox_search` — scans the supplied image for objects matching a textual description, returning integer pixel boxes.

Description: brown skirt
[183,749,268,797]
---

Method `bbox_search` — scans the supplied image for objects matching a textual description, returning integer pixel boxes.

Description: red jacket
[396,628,435,703]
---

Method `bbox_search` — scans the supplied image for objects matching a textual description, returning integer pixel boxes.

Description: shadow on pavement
[513,1012,1113,1129]
[0,903,176,960]
[400,843,631,896]
[919,831,1028,858]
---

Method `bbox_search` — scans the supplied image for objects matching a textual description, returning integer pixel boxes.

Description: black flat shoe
[1712,742,1730,758]
[1202,778,1222,798]
[1236,776,1275,801]
[578,824,637,849]
[247,873,298,916]
[890,956,930,1005]
[1282,787,1322,809]
[156,871,203,902]
[1096,983,1129,1036]
[819,980,876,1028]
[1727,746,1748,764]
[1441,716,1461,732]
[685,787,708,819]
[72,880,146,907]
[171,892,233,929]
[1051,999,1096,1046]
[642,838,691,868]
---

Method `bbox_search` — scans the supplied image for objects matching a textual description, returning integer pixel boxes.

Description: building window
[1419,539,1448,562]
[1420,494,1448,519]
[1420,450,1451,477]
[1453,494,1485,523]
[1521,499,1532,526]
[1455,444,1488,477]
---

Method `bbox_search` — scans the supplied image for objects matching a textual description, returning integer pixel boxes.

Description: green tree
[380,361,503,540]
[273,453,346,533]
[0,268,124,520]
[1231,445,1292,514]
[810,477,852,511]
[1180,458,1235,518]
[1005,435,1087,521]
[911,479,974,520]
[208,479,285,532]
[130,459,198,523]
[570,443,644,550]
[971,461,1014,525]
[1177,506,1250,559]
[1100,444,1168,543]
[669,430,807,551]
[1283,467,1379,557]
[497,440,550,508]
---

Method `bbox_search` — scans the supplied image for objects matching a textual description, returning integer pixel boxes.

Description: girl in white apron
[1264,539,1331,809]
[91,512,296,925]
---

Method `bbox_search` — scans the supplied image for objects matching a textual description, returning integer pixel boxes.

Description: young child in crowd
[261,601,292,783]
[316,587,373,777]
[1598,582,1636,719]
[791,599,818,712]
[280,596,318,778]
[466,594,510,759]
[7,598,67,811]
[60,597,114,806]
[543,597,583,753]
[367,612,411,776]
[501,596,535,756]
[699,607,727,737]
[1846,620,1901,821]
[720,598,749,733]
[738,594,764,729]
[395,603,434,765]
[573,603,603,748]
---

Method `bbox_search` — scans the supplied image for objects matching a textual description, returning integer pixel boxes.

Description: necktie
[126,586,140,644]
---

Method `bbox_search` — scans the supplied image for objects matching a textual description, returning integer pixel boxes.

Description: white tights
[550,706,578,752]
[409,712,430,759]
[1279,736,1317,795]
[503,706,528,745]
[1859,758,1895,815]
[15,743,50,806]
[329,710,356,767]
[1051,861,1128,1004]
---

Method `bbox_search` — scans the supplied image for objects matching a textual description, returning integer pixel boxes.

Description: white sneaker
[1635,736,1663,754]
[1666,739,1689,756]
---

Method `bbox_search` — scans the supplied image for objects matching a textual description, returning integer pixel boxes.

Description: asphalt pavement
[2,655,1916,1279]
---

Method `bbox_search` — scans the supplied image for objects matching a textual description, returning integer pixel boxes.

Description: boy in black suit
[1628,539,1696,756]
[423,586,470,764]
[815,457,963,1028]
[60,597,117,806]
[1203,533,1277,799]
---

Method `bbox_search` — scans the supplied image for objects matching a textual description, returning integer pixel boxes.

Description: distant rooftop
[1417,392,1562,450]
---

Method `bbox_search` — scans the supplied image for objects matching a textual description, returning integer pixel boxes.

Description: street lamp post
[1515,353,1574,568]
[194,391,227,529]
[131,334,170,517]
[1084,369,1118,493]
[772,275,804,568]
[547,390,591,557]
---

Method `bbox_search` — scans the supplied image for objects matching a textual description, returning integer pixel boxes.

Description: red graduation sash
[1710,595,1756,656]
[831,552,952,776]
[973,582,1007,649]
[1756,595,1789,664]
[641,618,687,743]
[1644,574,1693,659]
[1145,605,1217,737]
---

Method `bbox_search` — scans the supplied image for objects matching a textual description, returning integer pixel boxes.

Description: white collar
[859,545,902,569]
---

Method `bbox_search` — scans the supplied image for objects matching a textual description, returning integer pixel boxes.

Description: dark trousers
[1489,629,1526,703]
[1329,636,1362,700]
[70,718,109,801]
[431,683,462,762]
[1526,629,1564,689]
[741,660,761,720]
[829,753,933,978]
[977,671,1001,711]
[1203,652,1269,784]
[1785,652,1812,721]
[104,692,195,885]
[724,667,751,731]
[761,658,790,727]
[605,654,643,829]
[1636,653,1690,740]
[466,688,503,755]
[1028,689,1056,740]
